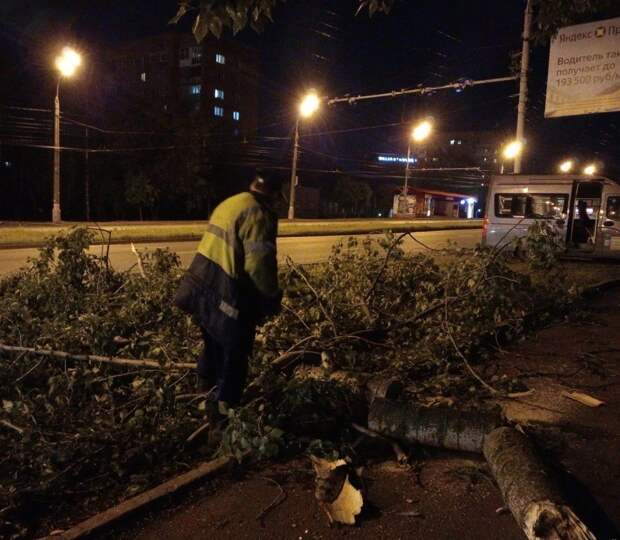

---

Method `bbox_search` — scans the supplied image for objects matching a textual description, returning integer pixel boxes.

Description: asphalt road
[0,229,482,277]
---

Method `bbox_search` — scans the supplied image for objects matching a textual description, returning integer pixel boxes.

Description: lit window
[214,106,224,117]
[232,111,240,121]
[140,72,147,82]
[191,47,202,59]
[214,89,225,99]
[190,84,202,95]
[449,139,455,145]
[216,53,225,64]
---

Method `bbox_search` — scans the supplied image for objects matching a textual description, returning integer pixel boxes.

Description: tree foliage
[0,225,577,537]
[532,0,615,43]
[171,0,615,44]
[330,177,373,217]
[125,171,159,221]
[171,0,394,41]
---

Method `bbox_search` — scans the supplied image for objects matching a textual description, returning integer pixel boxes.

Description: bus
[483,174,620,258]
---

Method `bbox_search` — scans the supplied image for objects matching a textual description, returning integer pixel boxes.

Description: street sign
[545,16,620,118]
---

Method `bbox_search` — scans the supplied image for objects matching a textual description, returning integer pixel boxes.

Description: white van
[483,174,620,258]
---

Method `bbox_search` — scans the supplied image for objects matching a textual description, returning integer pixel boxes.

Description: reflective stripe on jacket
[174,191,281,345]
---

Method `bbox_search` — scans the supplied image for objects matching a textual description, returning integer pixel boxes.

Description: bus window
[607,197,620,218]
[496,194,514,216]
[527,194,568,219]
[495,194,527,217]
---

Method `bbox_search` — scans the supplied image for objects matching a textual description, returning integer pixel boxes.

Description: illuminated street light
[502,140,523,160]
[412,120,432,142]
[299,92,320,118]
[52,46,83,223]
[559,159,574,173]
[55,47,81,78]
[289,91,321,219]
[499,140,523,174]
[583,164,597,176]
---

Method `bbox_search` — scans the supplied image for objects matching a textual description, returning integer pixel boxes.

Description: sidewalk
[108,288,620,540]
[0,218,482,248]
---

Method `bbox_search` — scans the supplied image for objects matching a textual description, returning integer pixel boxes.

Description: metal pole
[327,75,518,105]
[288,118,300,220]
[403,142,412,195]
[85,127,90,221]
[514,0,532,174]
[52,80,61,223]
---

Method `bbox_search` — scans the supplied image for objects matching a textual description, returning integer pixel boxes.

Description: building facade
[107,31,259,135]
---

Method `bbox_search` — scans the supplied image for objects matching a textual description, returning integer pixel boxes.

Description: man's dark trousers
[196,321,256,406]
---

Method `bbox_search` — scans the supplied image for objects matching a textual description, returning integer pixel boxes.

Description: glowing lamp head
[55,47,82,78]
[412,120,432,142]
[583,164,597,176]
[299,92,320,118]
[559,160,574,173]
[502,140,523,160]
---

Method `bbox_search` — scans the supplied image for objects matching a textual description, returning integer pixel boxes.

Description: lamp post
[288,91,320,220]
[52,46,82,223]
[401,120,432,215]
[500,140,523,174]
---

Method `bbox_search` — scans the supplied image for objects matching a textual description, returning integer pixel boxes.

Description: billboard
[545,16,620,118]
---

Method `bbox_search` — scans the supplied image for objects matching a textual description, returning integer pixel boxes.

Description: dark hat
[253,169,283,193]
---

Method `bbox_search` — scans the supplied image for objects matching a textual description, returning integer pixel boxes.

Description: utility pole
[53,81,61,223]
[85,127,90,221]
[514,0,532,174]
[288,119,300,220]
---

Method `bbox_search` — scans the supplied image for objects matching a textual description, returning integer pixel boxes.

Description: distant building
[438,131,504,170]
[374,130,507,171]
[107,31,259,135]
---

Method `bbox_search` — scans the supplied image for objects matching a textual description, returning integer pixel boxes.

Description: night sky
[1,0,620,199]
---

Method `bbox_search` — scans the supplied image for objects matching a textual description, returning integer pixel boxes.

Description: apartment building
[107,31,259,135]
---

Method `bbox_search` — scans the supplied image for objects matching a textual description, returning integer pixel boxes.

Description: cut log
[368,398,502,453]
[44,455,233,540]
[483,427,595,540]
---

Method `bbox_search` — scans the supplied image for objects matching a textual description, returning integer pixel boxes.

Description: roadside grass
[0,219,483,248]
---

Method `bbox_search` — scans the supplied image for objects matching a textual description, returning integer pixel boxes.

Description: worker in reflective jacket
[174,171,282,415]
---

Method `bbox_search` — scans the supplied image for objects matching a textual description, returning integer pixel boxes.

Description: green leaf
[169,3,189,25]
[193,12,209,43]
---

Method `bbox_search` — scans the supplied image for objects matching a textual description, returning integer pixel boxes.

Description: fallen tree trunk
[0,343,194,371]
[368,398,502,453]
[44,455,233,540]
[483,427,595,540]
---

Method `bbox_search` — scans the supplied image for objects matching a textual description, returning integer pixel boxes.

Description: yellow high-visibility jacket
[174,191,281,344]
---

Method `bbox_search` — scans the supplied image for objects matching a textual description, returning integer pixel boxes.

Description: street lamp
[559,159,574,173]
[583,164,597,176]
[52,46,82,223]
[500,140,523,174]
[288,91,320,220]
[401,120,432,215]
